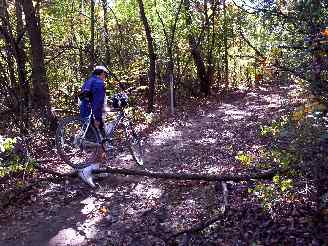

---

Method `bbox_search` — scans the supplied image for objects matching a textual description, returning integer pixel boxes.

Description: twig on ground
[166,212,225,242]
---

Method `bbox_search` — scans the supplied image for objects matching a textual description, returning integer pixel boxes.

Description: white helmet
[94,65,109,74]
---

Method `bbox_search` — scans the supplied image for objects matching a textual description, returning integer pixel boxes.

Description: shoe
[78,164,99,187]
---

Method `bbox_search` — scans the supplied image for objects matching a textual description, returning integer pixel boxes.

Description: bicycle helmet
[94,65,109,75]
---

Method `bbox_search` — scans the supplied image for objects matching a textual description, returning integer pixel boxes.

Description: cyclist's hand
[94,120,101,128]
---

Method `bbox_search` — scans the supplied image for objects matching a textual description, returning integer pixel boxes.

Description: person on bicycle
[79,65,109,132]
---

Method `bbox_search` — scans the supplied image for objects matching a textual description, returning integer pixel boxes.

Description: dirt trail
[1,85,311,246]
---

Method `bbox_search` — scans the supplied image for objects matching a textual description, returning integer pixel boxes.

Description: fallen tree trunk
[35,158,283,182]
[94,166,282,182]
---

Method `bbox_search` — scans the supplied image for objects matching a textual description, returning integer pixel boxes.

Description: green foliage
[0,160,36,178]
[272,175,293,192]
[249,178,293,212]
[235,151,254,167]
[260,117,288,137]
[0,137,16,153]
[253,97,328,212]
[0,137,36,177]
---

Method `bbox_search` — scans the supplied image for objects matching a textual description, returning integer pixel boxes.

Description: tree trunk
[184,0,210,96]
[101,0,111,67]
[0,2,20,110]
[90,0,95,68]
[20,0,54,127]
[15,0,29,130]
[137,0,156,113]
[156,0,184,113]
[223,0,229,92]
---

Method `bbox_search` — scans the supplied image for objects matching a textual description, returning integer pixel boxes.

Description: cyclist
[79,65,109,131]
[78,65,110,187]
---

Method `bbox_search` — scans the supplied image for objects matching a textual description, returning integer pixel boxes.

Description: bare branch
[94,166,280,182]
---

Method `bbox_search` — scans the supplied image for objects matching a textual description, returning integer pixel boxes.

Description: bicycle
[55,91,144,169]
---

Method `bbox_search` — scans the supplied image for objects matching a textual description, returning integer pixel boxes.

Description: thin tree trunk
[223,0,229,92]
[90,0,95,68]
[184,0,210,96]
[101,0,111,66]
[0,2,20,110]
[137,0,156,113]
[156,0,183,113]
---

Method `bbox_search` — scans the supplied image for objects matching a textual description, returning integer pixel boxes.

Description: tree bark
[15,0,29,130]
[20,0,54,127]
[90,0,95,68]
[101,0,111,67]
[156,0,184,113]
[137,0,156,113]
[223,0,229,92]
[184,0,210,96]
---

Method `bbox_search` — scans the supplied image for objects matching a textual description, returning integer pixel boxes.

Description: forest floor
[0,83,325,245]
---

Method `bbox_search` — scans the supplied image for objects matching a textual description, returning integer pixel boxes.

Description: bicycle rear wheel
[123,121,144,166]
[56,115,101,168]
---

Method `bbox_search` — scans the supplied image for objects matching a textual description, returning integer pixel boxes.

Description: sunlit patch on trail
[195,137,217,145]
[132,183,162,200]
[205,166,224,173]
[224,108,251,119]
[206,113,216,118]
[152,125,182,145]
[48,228,85,246]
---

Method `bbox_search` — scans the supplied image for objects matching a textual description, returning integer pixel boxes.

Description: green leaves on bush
[0,137,36,178]
[235,151,254,167]
[0,137,16,153]
[260,116,288,137]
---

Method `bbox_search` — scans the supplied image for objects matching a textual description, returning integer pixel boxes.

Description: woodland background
[0,0,328,244]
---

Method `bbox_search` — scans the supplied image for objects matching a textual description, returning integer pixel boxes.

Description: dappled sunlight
[195,137,217,145]
[80,197,105,215]
[151,125,182,146]
[204,164,237,174]
[205,166,224,174]
[224,108,251,119]
[48,228,85,246]
[39,182,62,196]
[132,183,162,200]
[206,113,217,118]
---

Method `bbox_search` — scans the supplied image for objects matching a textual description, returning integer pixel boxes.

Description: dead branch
[94,166,280,182]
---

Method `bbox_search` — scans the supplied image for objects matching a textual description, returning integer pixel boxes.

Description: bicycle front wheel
[56,115,101,168]
[124,121,144,166]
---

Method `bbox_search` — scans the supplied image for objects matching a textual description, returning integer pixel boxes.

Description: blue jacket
[80,75,105,122]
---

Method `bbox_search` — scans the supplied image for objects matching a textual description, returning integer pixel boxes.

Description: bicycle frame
[104,110,125,139]
[80,107,128,146]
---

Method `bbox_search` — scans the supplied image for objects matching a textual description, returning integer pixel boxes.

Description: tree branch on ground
[94,166,282,182]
